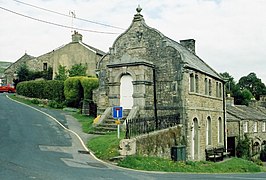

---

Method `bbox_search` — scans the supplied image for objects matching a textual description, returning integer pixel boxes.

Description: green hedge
[64,76,99,108]
[64,77,83,107]
[80,77,99,100]
[16,80,65,102]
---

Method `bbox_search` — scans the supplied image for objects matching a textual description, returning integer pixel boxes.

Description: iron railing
[125,114,180,139]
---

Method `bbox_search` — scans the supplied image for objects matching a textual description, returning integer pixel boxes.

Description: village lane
[0,93,265,180]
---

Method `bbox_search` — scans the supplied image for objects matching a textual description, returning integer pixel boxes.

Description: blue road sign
[112,106,123,119]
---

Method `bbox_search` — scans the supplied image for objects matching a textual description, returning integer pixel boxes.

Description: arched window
[195,75,199,93]
[218,117,223,143]
[205,78,208,95]
[206,116,212,145]
[208,79,212,96]
[190,73,194,92]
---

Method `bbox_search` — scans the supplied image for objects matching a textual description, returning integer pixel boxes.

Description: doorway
[120,74,133,109]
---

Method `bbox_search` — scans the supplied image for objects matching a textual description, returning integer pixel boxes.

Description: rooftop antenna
[69,10,76,33]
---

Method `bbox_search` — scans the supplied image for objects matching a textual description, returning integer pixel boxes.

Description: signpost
[112,106,123,138]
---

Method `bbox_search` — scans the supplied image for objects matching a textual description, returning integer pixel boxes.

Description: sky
[0,0,266,84]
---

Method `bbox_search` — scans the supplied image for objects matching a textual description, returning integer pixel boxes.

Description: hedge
[64,77,83,107]
[64,76,99,108]
[80,77,99,100]
[16,80,65,102]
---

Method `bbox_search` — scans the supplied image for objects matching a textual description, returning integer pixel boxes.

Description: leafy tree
[17,63,30,82]
[236,134,251,159]
[238,72,266,100]
[54,65,68,81]
[68,63,87,77]
[43,66,53,80]
[234,88,254,105]
[220,72,238,96]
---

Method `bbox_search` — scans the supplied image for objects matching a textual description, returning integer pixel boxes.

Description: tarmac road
[0,93,265,180]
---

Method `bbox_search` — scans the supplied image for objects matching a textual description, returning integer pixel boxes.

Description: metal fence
[125,114,180,139]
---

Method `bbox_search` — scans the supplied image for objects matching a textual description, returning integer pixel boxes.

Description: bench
[205,147,224,162]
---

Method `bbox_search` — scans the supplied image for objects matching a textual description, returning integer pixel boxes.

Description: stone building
[226,97,266,156]
[4,53,35,84]
[4,31,105,83]
[94,7,225,161]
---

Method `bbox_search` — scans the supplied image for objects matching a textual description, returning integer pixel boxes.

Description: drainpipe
[223,82,227,150]
[153,68,158,129]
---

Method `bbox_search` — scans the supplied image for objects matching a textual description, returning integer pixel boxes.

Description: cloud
[0,0,266,84]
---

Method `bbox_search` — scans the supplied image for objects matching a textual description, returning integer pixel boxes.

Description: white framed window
[243,121,248,133]
[253,121,258,133]
[263,122,266,132]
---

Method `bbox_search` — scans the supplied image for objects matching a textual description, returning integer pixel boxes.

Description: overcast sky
[0,0,266,83]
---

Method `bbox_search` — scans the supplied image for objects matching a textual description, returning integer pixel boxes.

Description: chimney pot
[180,39,196,54]
[72,31,82,43]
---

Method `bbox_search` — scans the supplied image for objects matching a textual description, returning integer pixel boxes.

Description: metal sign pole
[117,119,120,139]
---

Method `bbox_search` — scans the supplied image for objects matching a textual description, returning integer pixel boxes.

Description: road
[0,93,265,180]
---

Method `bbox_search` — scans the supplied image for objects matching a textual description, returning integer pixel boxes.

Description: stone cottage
[4,53,35,84]
[226,96,266,156]
[4,31,105,83]
[94,7,225,161]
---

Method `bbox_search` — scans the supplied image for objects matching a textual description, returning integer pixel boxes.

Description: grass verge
[72,113,95,133]
[118,156,264,173]
[87,132,124,160]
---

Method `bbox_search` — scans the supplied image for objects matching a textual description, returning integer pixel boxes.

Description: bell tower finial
[136,5,142,14]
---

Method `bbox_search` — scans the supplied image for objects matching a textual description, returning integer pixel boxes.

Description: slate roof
[164,37,223,81]
[226,105,266,121]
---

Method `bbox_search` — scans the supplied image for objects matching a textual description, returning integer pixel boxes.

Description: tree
[54,65,68,81]
[68,63,87,77]
[238,72,266,100]
[234,88,254,105]
[220,72,238,96]
[17,63,30,82]
[236,134,251,159]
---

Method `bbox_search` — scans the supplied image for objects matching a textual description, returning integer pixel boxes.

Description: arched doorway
[120,74,133,109]
[191,118,199,160]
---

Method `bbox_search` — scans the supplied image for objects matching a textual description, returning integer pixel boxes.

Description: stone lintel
[132,80,152,85]
[107,61,154,68]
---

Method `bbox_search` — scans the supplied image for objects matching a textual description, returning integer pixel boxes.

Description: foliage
[236,134,251,159]
[260,145,266,162]
[79,77,99,100]
[64,77,83,107]
[117,156,262,173]
[238,72,266,100]
[234,88,254,106]
[16,64,53,86]
[54,65,68,81]
[68,63,87,77]
[16,80,65,102]
[220,72,238,96]
[17,63,30,82]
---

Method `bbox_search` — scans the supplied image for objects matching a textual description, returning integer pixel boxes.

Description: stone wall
[120,125,184,159]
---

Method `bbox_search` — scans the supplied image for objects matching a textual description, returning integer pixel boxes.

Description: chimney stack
[180,39,196,54]
[226,95,235,106]
[72,31,82,43]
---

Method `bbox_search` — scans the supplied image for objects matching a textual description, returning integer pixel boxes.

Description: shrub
[16,80,65,102]
[64,77,83,108]
[236,134,251,159]
[80,77,99,100]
